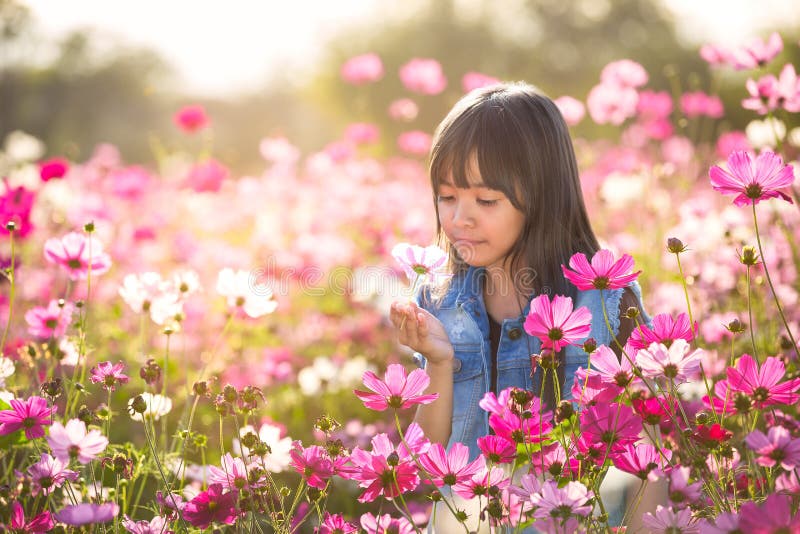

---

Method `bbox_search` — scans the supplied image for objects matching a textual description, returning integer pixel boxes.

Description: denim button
[508,327,522,340]
[452,358,462,373]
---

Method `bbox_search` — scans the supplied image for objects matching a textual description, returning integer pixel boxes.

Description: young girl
[389,83,648,529]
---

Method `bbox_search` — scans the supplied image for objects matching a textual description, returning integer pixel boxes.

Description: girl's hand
[390,301,455,367]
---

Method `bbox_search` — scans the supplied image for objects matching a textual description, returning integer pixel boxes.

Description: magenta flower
[39,156,70,181]
[397,130,433,156]
[398,58,447,95]
[0,183,35,238]
[489,408,553,444]
[524,294,592,352]
[584,344,638,388]
[44,232,112,280]
[354,363,438,411]
[561,249,641,291]
[452,465,510,500]
[579,403,642,450]
[587,82,638,125]
[173,104,209,133]
[667,467,702,508]
[531,480,594,520]
[55,502,119,526]
[726,354,800,409]
[681,91,724,118]
[745,426,800,470]
[340,53,384,85]
[289,443,335,490]
[182,484,237,529]
[699,511,740,534]
[8,502,54,533]
[318,512,358,534]
[185,158,228,193]
[24,299,75,339]
[600,59,648,88]
[46,419,108,464]
[710,150,795,206]
[348,433,419,502]
[419,442,484,487]
[613,442,672,481]
[629,312,695,350]
[553,95,586,126]
[27,453,79,496]
[477,435,518,464]
[730,32,783,70]
[89,361,129,391]
[642,505,698,533]
[571,370,622,406]
[738,493,800,533]
[0,396,55,439]
[461,71,499,93]
[359,513,415,534]
[636,339,704,384]
[208,453,261,490]
[121,514,170,534]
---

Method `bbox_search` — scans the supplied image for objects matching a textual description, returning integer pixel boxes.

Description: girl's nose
[452,200,475,227]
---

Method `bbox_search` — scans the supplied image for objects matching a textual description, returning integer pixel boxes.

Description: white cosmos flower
[129,393,173,421]
[0,357,14,389]
[119,272,171,314]
[216,268,277,318]
[233,423,293,473]
[4,130,45,162]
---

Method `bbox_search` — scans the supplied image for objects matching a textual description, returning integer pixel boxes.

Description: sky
[21,0,800,97]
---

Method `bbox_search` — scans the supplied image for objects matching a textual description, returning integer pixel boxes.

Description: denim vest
[414,266,648,461]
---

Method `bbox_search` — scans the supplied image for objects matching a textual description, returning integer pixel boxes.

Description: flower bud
[387,452,400,466]
[314,414,341,434]
[582,338,598,354]
[84,221,95,233]
[429,490,443,503]
[41,378,63,399]
[129,395,147,415]
[140,359,162,386]
[78,405,96,426]
[555,400,574,423]
[537,349,559,370]
[5,221,16,232]
[739,245,759,266]
[192,381,210,397]
[666,237,687,254]
[725,319,746,334]
[241,432,260,450]
[623,307,639,320]
[223,384,238,403]
[694,412,709,425]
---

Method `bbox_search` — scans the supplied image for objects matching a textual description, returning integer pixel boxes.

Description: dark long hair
[429,82,600,301]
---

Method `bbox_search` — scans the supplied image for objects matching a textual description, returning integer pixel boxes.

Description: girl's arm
[390,301,455,446]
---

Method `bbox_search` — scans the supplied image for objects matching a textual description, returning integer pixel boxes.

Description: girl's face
[436,158,525,273]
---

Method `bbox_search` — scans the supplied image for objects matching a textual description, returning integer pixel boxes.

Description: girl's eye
[477,199,499,206]
[436,195,455,202]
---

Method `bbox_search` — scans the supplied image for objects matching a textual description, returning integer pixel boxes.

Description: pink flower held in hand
[44,232,112,280]
[183,484,237,529]
[745,426,800,470]
[524,294,592,352]
[9,502,55,533]
[354,363,438,411]
[89,361,129,391]
[341,53,384,85]
[726,354,800,409]
[391,242,448,285]
[399,58,447,95]
[173,104,209,133]
[24,299,74,339]
[636,339,704,383]
[419,442,483,487]
[55,502,119,526]
[0,396,55,439]
[710,150,795,206]
[39,157,70,181]
[562,249,641,291]
[47,419,109,464]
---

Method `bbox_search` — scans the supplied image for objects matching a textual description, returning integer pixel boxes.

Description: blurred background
[2,0,799,173]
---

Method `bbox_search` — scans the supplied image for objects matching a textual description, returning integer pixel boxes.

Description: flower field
[1,31,800,533]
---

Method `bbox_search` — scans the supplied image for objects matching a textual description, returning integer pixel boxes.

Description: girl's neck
[482,265,529,322]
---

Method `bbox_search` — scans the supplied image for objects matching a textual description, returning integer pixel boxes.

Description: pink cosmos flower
[489,403,553,444]
[587,82,638,125]
[182,484,237,529]
[745,426,800,470]
[453,465,510,500]
[579,403,642,450]
[613,442,671,481]
[344,123,380,145]
[0,184,35,238]
[419,442,483,487]
[185,158,228,193]
[726,354,800,409]
[629,312,695,350]
[359,513,415,534]
[47,419,109,464]
[743,74,780,115]
[27,453,79,496]
[477,435,517,464]
[773,64,800,112]
[562,249,641,291]
[636,339,704,384]
[0,396,55,439]
[121,514,170,534]
[637,90,673,119]
[289,443,335,490]
[553,95,586,126]
[55,503,119,526]
[717,131,750,159]
[462,71,499,93]
[530,442,578,478]
[702,379,737,418]
[318,512,358,534]
[667,466,702,508]
[24,299,74,339]
[355,363,438,411]
[586,344,638,388]
[572,370,622,406]
[347,433,419,502]
[109,165,151,199]
[44,232,112,280]
[208,453,260,490]
[681,91,724,118]
[531,480,593,520]
[9,502,54,533]
[699,511,740,534]
[341,53,384,85]
[399,58,447,95]
[730,32,783,70]
[710,150,795,206]
[600,59,648,88]
[173,104,209,133]
[216,268,278,319]
[523,294,592,352]
[642,505,699,533]
[397,130,432,156]
[39,157,70,181]
[700,43,732,66]
[388,98,418,122]
[89,361,129,391]
[391,242,448,286]
[738,493,800,533]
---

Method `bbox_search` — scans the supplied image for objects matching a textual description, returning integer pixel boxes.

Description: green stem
[746,265,759,358]
[143,418,189,533]
[0,229,15,354]
[161,332,171,454]
[752,204,799,359]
